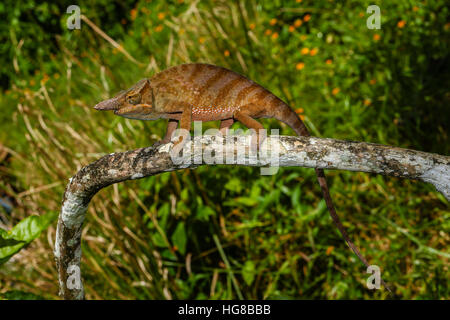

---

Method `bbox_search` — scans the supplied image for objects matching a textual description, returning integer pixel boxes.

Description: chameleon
[94,63,390,291]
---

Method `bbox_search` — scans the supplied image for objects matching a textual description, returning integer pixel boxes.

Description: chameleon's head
[93,79,161,120]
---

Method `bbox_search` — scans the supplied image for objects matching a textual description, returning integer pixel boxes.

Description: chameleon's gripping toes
[94,63,390,291]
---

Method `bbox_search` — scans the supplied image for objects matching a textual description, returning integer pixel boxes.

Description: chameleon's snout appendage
[93,98,119,111]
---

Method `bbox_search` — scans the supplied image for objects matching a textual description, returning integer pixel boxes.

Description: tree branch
[54,135,449,299]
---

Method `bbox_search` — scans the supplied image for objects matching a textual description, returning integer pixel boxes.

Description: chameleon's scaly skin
[94,63,390,291]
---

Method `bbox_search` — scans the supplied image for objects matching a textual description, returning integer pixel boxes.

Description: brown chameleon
[94,63,390,291]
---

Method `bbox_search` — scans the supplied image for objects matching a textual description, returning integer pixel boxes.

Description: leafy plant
[0,211,57,264]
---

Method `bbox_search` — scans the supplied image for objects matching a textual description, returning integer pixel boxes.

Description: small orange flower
[270,18,277,26]
[299,115,305,121]
[40,74,49,85]
[359,12,365,18]
[373,34,380,41]
[224,50,230,57]
[130,8,138,20]
[300,47,309,55]
[326,246,334,255]
[289,25,295,32]
[198,37,206,44]
[332,87,340,95]
[412,6,419,12]
[363,99,372,106]
[271,32,279,40]
[295,107,304,114]
[249,23,255,30]
[369,79,376,85]
[294,19,303,27]
[397,20,406,28]
[265,29,272,36]
[310,48,318,56]
[155,25,163,32]
[325,59,332,65]
[157,12,165,20]
[303,14,311,22]
[296,0,302,3]
[296,62,305,70]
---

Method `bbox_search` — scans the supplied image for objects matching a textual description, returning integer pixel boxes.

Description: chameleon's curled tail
[275,103,392,292]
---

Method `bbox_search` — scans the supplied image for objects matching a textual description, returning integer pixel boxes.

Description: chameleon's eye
[127,94,141,105]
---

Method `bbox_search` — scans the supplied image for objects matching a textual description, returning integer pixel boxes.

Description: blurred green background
[0,0,449,300]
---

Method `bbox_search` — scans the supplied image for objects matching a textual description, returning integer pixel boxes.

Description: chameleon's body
[94,63,389,290]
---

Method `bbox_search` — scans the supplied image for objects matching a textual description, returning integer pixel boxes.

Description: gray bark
[54,135,449,299]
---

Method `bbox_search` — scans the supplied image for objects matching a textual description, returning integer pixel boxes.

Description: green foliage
[1,290,45,300]
[0,0,448,300]
[0,211,58,264]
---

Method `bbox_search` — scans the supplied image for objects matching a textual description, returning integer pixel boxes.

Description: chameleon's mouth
[94,98,119,111]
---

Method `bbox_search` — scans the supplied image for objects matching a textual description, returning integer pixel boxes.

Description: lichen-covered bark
[54,135,449,299]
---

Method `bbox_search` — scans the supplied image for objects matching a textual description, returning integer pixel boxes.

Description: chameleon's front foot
[152,138,170,148]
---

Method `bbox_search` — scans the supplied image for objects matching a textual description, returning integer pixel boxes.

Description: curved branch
[54,135,449,299]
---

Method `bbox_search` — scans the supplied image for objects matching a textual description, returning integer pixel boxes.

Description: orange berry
[249,23,255,30]
[296,62,305,70]
[369,79,376,85]
[271,32,279,39]
[155,25,163,32]
[300,115,305,121]
[359,12,365,18]
[303,14,311,22]
[198,37,206,44]
[397,20,406,28]
[270,18,277,26]
[412,6,419,12]
[300,47,309,55]
[364,99,372,106]
[296,0,302,3]
[332,88,340,95]
[295,108,304,114]
[224,50,230,57]
[373,34,380,41]
[265,29,272,36]
[289,25,295,32]
[325,59,332,65]
[310,48,318,56]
